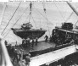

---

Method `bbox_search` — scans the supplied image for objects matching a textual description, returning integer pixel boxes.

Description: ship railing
[0,38,13,66]
[30,45,77,66]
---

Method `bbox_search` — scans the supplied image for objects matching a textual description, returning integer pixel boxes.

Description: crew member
[31,39,34,49]
[22,39,25,48]
[44,35,48,42]
[25,53,31,66]
[26,38,30,47]
[35,37,38,46]
[5,40,8,46]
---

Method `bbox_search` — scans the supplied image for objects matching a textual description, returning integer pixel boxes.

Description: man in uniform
[35,37,38,46]
[31,39,34,49]
[25,53,31,66]
[26,38,30,47]
[44,35,48,42]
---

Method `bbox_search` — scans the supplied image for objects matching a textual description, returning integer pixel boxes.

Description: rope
[3,6,29,38]
[65,11,73,22]
[34,8,53,25]
[11,7,29,28]
[65,6,78,27]
[42,2,51,36]
[1,2,21,35]
[31,15,37,28]
[34,8,53,37]
[54,2,65,22]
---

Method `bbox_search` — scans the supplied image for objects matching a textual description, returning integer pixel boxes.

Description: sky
[0,2,78,44]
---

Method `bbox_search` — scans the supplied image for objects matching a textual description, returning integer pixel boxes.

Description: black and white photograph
[0,1,78,66]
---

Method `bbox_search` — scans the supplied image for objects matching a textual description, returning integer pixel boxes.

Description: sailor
[31,39,34,49]
[35,37,38,46]
[22,38,24,44]
[12,48,18,63]
[16,54,20,63]
[44,35,48,42]
[18,60,26,66]
[20,49,24,60]
[22,38,25,48]
[49,35,52,42]
[5,40,8,46]
[26,38,30,47]
[25,53,31,66]
[15,41,17,46]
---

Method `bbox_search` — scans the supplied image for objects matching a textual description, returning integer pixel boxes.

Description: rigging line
[65,7,78,27]
[3,4,30,38]
[10,7,29,28]
[3,6,29,37]
[34,8,53,25]
[42,2,45,8]
[1,2,21,35]
[42,2,50,36]
[42,2,46,13]
[31,15,37,28]
[33,3,53,25]
[74,8,78,26]
[74,20,78,28]
[23,3,34,23]
[23,11,32,24]
[33,2,53,25]
[45,14,51,36]
[54,2,65,22]
[29,13,31,22]
[65,11,73,22]
[65,4,78,22]
[75,17,78,25]
[0,3,7,28]
[29,2,37,28]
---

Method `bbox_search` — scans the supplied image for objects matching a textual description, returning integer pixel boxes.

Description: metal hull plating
[12,28,46,39]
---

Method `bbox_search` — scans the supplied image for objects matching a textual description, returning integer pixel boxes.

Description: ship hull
[11,28,46,39]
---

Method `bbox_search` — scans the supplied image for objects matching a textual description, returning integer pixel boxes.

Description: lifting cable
[24,2,34,23]
[23,2,37,28]
[3,4,31,38]
[29,12,31,23]
[31,15,37,28]
[33,3,53,25]
[30,2,37,28]
[34,7,53,36]
[34,7,53,25]
[29,2,32,22]
[1,2,21,35]
[42,2,51,36]
[3,6,29,38]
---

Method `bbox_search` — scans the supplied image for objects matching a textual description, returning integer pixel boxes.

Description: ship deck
[11,41,74,66]
[14,41,72,57]
[15,41,56,53]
